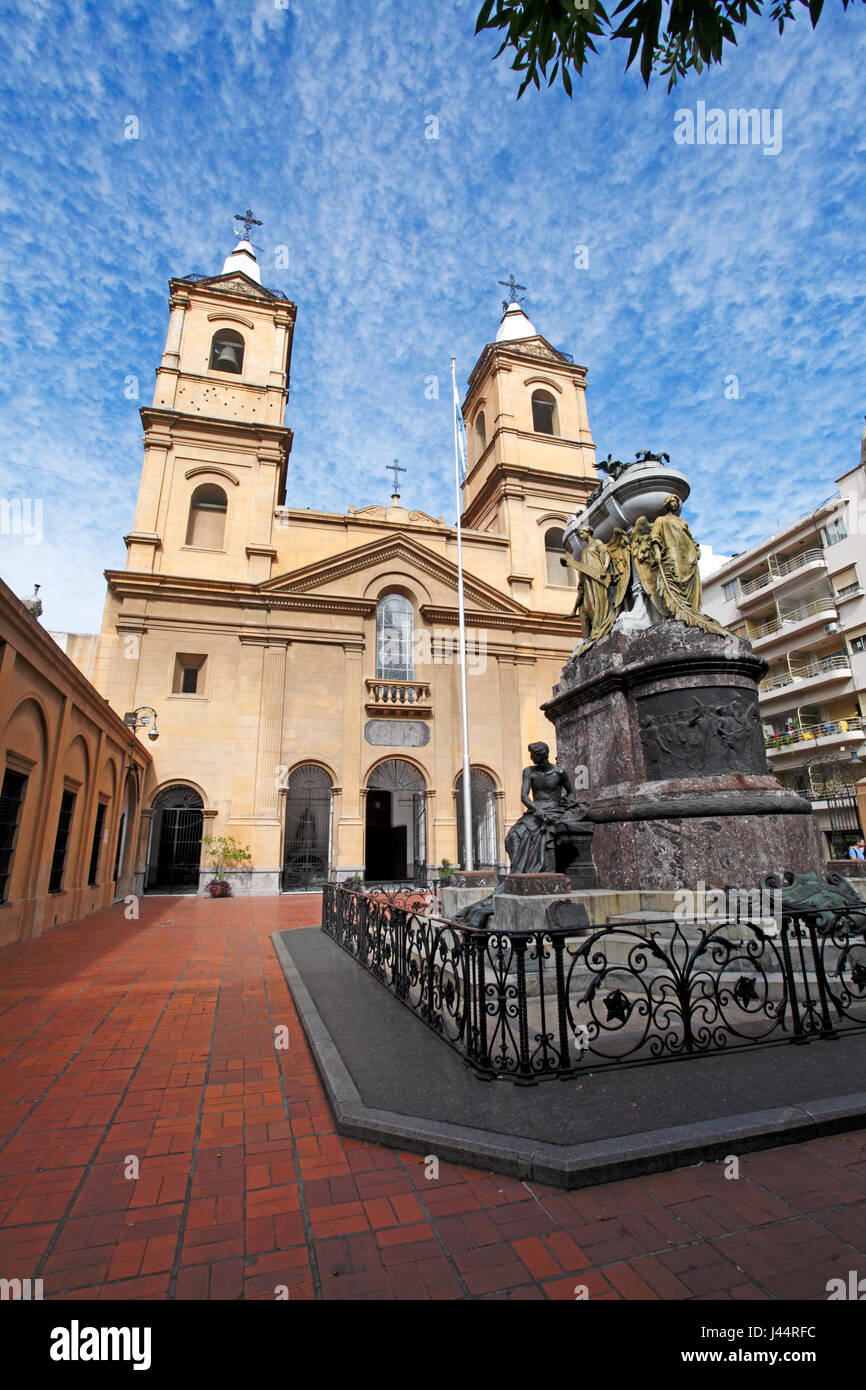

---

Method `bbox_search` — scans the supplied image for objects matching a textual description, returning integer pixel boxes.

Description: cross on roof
[498,274,527,311]
[387,459,406,493]
[234,208,263,241]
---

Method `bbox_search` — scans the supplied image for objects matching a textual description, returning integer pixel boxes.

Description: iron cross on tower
[234,208,263,240]
[499,274,527,311]
[387,459,406,494]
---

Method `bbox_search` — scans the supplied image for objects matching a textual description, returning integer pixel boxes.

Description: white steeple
[221,239,262,285]
[496,301,537,342]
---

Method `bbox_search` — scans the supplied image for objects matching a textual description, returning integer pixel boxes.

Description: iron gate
[282,765,332,891]
[146,786,204,892]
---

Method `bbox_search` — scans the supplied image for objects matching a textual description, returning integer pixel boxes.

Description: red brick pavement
[1,893,865,1301]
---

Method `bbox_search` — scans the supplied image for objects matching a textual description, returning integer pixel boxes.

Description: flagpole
[451,356,474,872]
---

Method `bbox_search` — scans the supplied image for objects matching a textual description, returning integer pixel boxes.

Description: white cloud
[1,0,864,631]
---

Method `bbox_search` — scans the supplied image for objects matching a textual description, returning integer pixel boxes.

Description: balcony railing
[765,714,864,751]
[749,596,839,640]
[365,678,432,715]
[739,548,827,598]
[760,652,852,695]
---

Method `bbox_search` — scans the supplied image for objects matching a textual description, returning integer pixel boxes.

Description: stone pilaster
[336,644,364,870]
[254,643,289,818]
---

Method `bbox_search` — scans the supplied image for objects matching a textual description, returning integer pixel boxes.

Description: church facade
[92,237,599,892]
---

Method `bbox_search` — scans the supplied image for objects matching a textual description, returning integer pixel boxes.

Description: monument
[446,451,827,922]
[542,453,826,891]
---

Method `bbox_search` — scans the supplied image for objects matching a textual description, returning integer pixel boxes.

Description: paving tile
[1,891,865,1303]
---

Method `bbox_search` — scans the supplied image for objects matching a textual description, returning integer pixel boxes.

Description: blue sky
[1,0,864,631]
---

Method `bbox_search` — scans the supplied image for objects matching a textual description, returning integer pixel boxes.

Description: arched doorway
[145,785,204,893]
[365,759,426,884]
[455,768,500,870]
[282,765,333,891]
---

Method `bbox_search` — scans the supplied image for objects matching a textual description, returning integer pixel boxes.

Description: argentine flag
[453,374,468,482]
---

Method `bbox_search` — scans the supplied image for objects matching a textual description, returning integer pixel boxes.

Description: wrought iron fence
[321,882,866,1083]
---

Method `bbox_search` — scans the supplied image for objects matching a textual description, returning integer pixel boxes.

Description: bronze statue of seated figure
[505,741,589,873]
[453,744,595,927]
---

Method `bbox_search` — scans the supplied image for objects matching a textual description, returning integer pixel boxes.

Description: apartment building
[703,434,866,856]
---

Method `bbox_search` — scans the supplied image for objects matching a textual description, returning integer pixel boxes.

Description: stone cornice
[105,569,375,618]
[419,603,578,639]
[463,461,596,529]
[0,576,152,766]
[139,406,293,452]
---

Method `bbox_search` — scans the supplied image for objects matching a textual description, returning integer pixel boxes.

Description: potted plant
[438,858,454,885]
[202,835,252,898]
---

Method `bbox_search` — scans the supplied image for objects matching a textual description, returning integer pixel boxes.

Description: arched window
[475,411,486,450]
[545,527,575,586]
[376,594,414,681]
[455,768,500,869]
[531,389,557,435]
[185,484,227,549]
[209,328,244,373]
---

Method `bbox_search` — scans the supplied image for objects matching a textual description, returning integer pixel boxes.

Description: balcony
[765,713,865,759]
[748,597,840,656]
[365,678,432,718]
[736,548,828,611]
[759,653,853,707]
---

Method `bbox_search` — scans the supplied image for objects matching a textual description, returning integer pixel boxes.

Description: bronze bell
[213,342,242,372]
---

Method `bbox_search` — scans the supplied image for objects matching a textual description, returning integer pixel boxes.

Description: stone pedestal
[502,873,569,895]
[542,626,825,891]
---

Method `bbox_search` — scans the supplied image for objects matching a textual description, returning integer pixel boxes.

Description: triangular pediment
[176,271,288,305]
[261,533,528,616]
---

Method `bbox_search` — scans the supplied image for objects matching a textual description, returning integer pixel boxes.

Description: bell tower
[125,226,296,584]
[460,296,598,605]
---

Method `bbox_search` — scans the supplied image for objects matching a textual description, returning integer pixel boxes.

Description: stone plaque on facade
[637,686,765,780]
[364,719,430,748]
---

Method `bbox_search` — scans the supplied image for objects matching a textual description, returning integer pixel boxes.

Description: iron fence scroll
[321,883,866,1083]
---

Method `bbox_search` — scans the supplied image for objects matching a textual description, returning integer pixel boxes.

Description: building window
[475,411,486,450]
[209,328,244,373]
[723,579,739,601]
[531,390,557,435]
[851,636,865,654]
[49,789,76,893]
[545,527,575,586]
[376,594,414,681]
[831,565,860,597]
[173,653,207,695]
[185,484,227,549]
[88,802,107,887]
[0,769,27,904]
[822,514,848,546]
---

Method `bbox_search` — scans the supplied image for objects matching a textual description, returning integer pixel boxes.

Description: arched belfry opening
[365,759,427,884]
[209,328,244,373]
[145,785,204,894]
